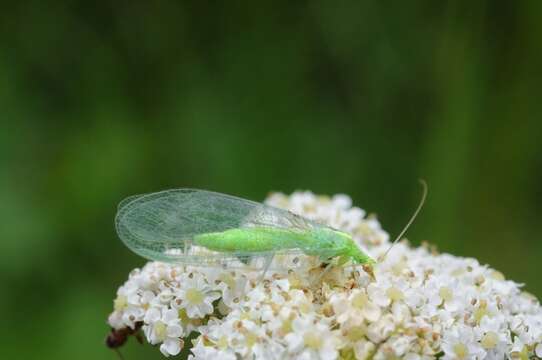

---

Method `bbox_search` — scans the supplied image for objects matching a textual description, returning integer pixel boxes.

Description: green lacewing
[115,184,426,272]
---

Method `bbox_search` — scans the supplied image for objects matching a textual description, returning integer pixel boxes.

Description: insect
[115,182,426,276]
[105,322,143,359]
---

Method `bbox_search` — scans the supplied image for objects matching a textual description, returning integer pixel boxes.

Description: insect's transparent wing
[115,189,317,265]
[240,205,312,230]
[117,193,144,211]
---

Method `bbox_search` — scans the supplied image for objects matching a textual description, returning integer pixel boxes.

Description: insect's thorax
[308,227,349,248]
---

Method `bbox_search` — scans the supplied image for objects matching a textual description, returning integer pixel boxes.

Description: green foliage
[1,1,541,358]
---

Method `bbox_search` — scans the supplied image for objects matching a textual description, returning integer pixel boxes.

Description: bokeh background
[1,1,541,358]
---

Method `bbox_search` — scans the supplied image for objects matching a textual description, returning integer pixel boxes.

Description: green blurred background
[1,1,541,358]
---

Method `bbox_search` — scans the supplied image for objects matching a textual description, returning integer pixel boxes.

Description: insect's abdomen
[194,227,308,253]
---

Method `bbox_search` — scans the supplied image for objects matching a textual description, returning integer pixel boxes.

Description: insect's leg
[183,239,192,255]
[135,332,144,344]
[114,349,125,360]
[257,254,275,284]
[313,255,344,285]
[314,262,334,284]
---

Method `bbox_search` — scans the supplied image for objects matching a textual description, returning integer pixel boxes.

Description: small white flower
[215,271,248,309]
[176,273,220,318]
[366,313,396,343]
[143,307,184,357]
[266,305,296,337]
[377,335,413,358]
[107,311,124,329]
[510,337,528,358]
[121,306,145,329]
[243,284,268,309]
[330,289,381,326]
[353,339,376,360]
[474,315,509,358]
[284,315,339,360]
[441,325,485,360]
[189,336,236,360]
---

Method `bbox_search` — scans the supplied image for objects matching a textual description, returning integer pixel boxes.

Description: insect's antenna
[378,179,427,262]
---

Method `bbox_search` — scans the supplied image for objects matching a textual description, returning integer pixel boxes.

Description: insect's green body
[194,227,375,265]
[116,188,376,268]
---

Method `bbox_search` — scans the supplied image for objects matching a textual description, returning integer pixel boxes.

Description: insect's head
[311,228,370,261]
[345,242,376,265]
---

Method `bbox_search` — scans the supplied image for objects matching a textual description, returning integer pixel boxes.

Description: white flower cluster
[108,191,542,359]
